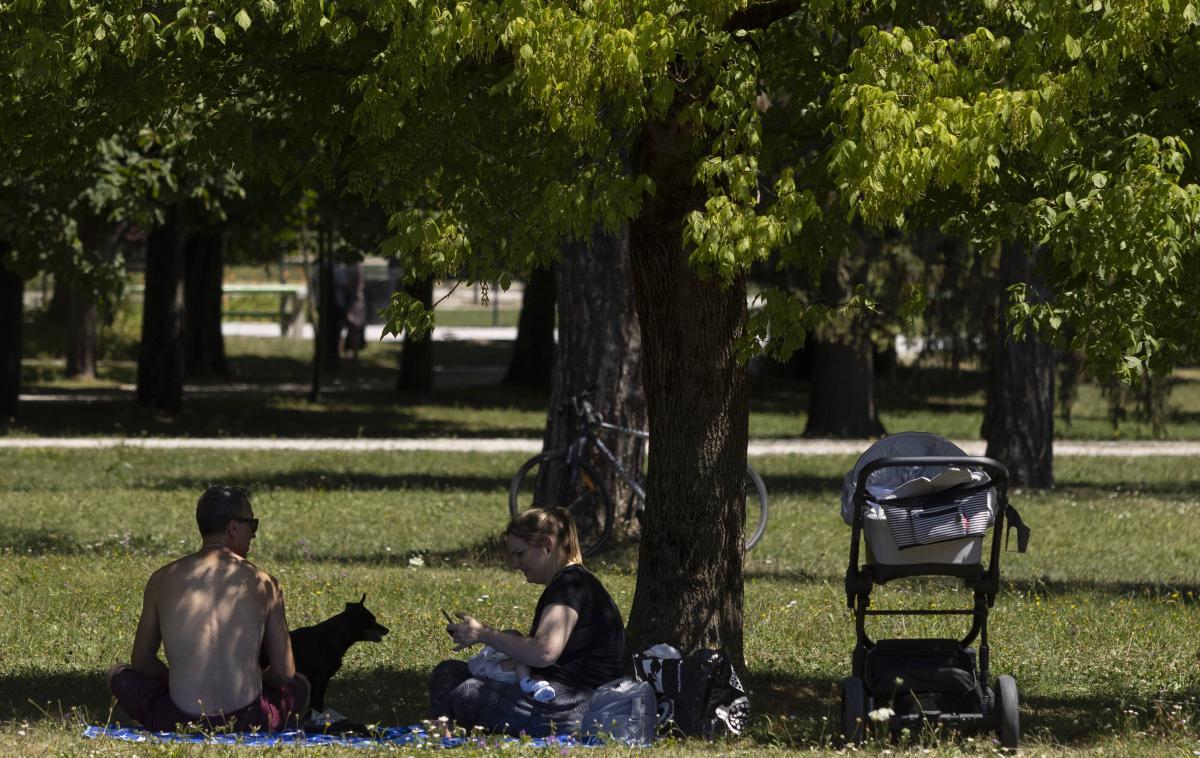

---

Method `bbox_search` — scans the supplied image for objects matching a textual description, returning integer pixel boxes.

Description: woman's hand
[447,612,489,652]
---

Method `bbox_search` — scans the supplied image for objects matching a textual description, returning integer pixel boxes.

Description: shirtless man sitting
[106,485,309,732]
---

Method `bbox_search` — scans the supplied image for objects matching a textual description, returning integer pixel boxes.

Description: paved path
[2,437,1199,457]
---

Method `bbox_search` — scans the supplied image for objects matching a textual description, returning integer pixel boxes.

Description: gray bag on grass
[580,677,657,746]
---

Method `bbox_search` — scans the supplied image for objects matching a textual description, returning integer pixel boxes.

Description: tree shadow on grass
[0,666,435,729]
[0,528,174,557]
[1053,481,1200,499]
[0,669,113,725]
[1003,576,1200,604]
[148,471,512,495]
[11,397,543,439]
[745,671,1200,748]
[757,473,843,498]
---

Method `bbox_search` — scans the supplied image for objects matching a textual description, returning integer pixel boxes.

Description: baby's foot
[520,676,556,702]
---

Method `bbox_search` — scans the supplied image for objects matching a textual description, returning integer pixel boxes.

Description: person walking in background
[333,260,367,361]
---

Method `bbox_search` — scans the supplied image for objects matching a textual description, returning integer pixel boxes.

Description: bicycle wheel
[744,465,769,551]
[509,453,614,557]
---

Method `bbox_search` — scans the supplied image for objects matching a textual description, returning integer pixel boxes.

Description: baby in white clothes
[467,644,556,702]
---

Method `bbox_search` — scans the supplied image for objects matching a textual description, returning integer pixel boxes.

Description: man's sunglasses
[232,517,259,535]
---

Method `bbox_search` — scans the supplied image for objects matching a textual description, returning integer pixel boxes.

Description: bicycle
[508,392,769,557]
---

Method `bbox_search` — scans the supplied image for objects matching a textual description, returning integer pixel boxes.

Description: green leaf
[1092,172,1108,188]
[1064,34,1082,60]
[519,43,533,59]
[235,8,252,31]
[212,25,227,44]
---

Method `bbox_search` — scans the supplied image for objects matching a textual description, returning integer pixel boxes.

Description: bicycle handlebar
[556,389,603,430]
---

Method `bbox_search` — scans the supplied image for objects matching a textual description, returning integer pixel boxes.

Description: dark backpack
[635,647,751,739]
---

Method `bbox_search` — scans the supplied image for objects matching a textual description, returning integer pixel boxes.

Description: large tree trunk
[983,241,1054,488]
[136,206,186,413]
[0,244,21,425]
[397,276,434,395]
[804,239,885,438]
[625,117,748,667]
[502,265,556,390]
[804,337,884,437]
[543,227,645,535]
[184,228,228,378]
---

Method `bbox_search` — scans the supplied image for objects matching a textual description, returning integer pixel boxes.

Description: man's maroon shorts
[109,667,309,733]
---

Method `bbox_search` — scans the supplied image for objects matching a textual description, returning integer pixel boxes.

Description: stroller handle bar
[853,456,1009,503]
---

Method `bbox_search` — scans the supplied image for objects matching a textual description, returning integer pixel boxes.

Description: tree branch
[723,0,804,33]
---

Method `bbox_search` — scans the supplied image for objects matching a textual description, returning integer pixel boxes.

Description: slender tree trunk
[63,283,97,380]
[624,117,747,667]
[543,226,645,534]
[64,213,113,381]
[310,224,336,402]
[502,265,557,391]
[397,276,434,394]
[804,239,885,438]
[983,241,1054,488]
[318,226,340,373]
[136,206,186,413]
[184,228,228,378]
[0,244,21,425]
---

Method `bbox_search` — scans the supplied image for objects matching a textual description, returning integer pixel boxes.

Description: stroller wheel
[996,675,1019,749]
[840,676,867,745]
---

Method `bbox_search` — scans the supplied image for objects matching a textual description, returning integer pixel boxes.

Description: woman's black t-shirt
[528,564,624,689]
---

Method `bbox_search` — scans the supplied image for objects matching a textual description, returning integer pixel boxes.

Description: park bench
[221,283,308,336]
[127,282,309,336]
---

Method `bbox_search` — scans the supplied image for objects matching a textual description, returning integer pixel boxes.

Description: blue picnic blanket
[84,724,598,748]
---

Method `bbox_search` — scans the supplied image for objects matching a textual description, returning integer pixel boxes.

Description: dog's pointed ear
[360,593,367,605]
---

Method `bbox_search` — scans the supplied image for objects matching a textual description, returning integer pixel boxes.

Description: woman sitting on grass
[430,507,625,736]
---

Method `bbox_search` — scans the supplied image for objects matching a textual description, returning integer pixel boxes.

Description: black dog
[262,594,389,713]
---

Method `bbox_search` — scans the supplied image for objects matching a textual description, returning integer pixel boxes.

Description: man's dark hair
[196,485,252,536]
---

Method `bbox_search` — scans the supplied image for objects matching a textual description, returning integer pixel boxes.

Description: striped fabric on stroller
[841,432,997,570]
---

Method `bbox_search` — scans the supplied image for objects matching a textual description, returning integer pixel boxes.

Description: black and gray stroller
[840,432,1030,748]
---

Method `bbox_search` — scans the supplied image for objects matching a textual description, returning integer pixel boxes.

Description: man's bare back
[148,548,288,715]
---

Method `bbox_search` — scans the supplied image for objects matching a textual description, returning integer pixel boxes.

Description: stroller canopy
[840,432,978,525]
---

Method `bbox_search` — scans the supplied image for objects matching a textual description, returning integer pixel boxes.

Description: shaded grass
[14,329,1200,440]
[1,448,1199,755]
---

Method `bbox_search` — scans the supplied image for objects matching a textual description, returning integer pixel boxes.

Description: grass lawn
[0,448,1197,755]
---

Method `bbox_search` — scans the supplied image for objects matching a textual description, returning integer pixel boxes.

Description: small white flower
[868,707,895,722]
[408,555,425,567]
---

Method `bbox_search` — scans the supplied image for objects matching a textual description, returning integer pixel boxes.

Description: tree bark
[624,116,748,667]
[804,239,885,438]
[982,241,1055,488]
[502,265,557,391]
[136,205,186,413]
[63,282,97,380]
[804,338,884,437]
[397,276,434,395]
[317,226,341,374]
[542,227,645,534]
[184,228,228,378]
[310,224,337,402]
[0,244,21,425]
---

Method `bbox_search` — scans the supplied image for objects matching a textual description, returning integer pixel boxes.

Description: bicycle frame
[564,420,649,503]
